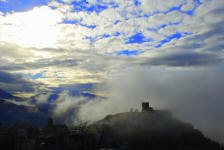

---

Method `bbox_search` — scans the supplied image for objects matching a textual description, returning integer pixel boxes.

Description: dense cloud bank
[76,67,224,144]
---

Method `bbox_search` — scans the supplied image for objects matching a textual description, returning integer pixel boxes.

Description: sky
[0,0,224,144]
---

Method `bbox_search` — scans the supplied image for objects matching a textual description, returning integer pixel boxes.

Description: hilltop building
[42,118,69,135]
[142,102,154,112]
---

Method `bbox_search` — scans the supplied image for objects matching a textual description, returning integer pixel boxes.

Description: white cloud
[61,0,75,3]
[35,93,50,104]
[0,6,63,48]
[0,0,223,93]
[52,91,91,124]
[141,0,183,14]
[0,0,222,55]
[0,0,7,2]
[181,0,196,12]
[48,1,63,7]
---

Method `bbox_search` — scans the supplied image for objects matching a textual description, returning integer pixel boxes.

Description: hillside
[91,110,223,150]
[0,99,48,127]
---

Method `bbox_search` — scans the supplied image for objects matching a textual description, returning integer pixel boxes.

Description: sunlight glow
[0,6,63,48]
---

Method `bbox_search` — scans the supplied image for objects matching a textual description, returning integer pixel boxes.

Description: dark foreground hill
[91,110,224,150]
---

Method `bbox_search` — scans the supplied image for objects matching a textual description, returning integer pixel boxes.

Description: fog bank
[77,67,224,144]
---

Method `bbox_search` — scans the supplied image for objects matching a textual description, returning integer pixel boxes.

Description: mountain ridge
[0,89,17,100]
[0,99,48,127]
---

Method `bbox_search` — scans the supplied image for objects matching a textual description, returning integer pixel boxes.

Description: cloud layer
[78,67,224,144]
[0,0,224,144]
[0,0,223,87]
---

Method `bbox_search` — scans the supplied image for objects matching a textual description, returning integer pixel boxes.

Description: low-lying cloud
[76,66,224,144]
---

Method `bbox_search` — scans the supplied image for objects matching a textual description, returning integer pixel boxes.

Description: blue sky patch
[148,24,167,32]
[181,0,202,16]
[69,0,119,14]
[134,0,141,6]
[147,21,182,32]
[102,34,111,38]
[125,33,153,44]
[114,20,120,25]
[130,0,201,19]
[115,50,144,56]
[155,32,192,48]
[80,24,96,29]
[62,19,96,28]
[113,32,120,36]
[16,71,46,80]
[84,34,111,45]
[0,0,50,13]
[156,32,183,48]
[143,0,202,17]
[71,0,107,13]
[63,19,80,24]
[163,4,183,14]
[84,36,97,44]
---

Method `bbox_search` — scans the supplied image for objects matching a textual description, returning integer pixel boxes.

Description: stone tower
[142,102,153,112]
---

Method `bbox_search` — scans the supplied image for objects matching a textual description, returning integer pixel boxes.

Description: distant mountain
[0,99,49,127]
[91,110,223,150]
[0,89,16,99]
[48,92,96,102]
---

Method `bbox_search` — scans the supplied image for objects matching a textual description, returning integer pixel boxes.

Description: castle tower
[142,102,154,112]
[142,102,149,112]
